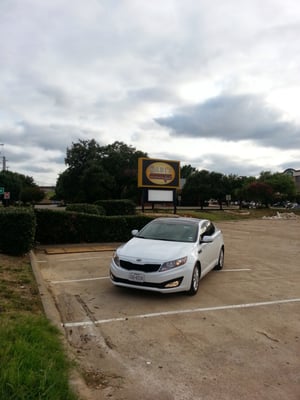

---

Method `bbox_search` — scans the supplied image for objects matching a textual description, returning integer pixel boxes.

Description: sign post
[138,158,180,214]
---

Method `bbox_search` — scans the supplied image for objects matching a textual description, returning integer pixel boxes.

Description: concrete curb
[29,250,64,333]
[30,250,98,399]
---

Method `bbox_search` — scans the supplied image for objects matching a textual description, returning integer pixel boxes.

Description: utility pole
[0,144,4,171]
[2,156,6,171]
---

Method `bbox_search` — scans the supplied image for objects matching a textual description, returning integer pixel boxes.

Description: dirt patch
[45,245,118,255]
[0,254,42,314]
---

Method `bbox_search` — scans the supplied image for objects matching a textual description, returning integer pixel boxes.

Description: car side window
[200,222,215,239]
[205,222,215,236]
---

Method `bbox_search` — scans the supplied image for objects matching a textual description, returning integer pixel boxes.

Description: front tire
[188,264,200,295]
[214,247,224,270]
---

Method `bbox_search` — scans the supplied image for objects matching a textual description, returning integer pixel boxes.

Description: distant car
[110,217,224,295]
[287,203,300,210]
[272,202,286,208]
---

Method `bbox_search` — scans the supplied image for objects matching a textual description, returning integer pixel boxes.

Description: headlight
[159,256,187,272]
[113,252,120,267]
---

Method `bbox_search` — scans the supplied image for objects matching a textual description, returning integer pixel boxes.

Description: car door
[198,221,220,275]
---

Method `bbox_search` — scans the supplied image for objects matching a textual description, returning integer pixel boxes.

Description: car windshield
[137,220,198,243]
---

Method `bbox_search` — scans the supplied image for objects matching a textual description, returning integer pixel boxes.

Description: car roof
[152,217,208,225]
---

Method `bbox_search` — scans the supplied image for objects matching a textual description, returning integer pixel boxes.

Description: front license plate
[128,272,145,283]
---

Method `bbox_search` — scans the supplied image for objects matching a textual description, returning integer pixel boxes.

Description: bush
[0,208,36,255]
[94,199,136,216]
[35,209,153,244]
[66,203,105,215]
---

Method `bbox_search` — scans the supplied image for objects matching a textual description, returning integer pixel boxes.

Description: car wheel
[214,247,224,270]
[188,264,200,295]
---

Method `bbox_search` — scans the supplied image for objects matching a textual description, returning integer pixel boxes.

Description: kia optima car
[110,217,224,295]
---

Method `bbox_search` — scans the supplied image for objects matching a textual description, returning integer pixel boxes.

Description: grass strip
[0,314,77,400]
[0,254,78,400]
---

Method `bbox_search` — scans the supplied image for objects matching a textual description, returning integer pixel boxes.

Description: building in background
[283,168,300,191]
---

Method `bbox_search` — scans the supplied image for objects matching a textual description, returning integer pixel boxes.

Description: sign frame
[138,157,180,189]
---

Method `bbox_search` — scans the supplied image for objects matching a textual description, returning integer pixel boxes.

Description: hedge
[94,199,136,216]
[0,207,36,255]
[35,209,153,244]
[66,203,106,215]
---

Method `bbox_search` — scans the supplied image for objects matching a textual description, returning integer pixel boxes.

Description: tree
[99,141,147,199]
[181,170,212,208]
[258,171,296,202]
[209,172,228,209]
[20,186,45,204]
[181,164,196,179]
[232,175,256,208]
[65,139,101,171]
[245,181,273,207]
[81,164,116,202]
[0,170,42,204]
[56,139,148,203]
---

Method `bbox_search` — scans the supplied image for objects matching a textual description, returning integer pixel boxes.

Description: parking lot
[31,218,300,400]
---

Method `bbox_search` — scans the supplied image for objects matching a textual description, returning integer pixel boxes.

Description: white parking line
[62,298,300,328]
[52,268,251,284]
[51,276,109,284]
[220,268,251,272]
[52,268,250,284]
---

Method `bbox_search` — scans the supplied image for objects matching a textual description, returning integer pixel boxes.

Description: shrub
[35,209,153,244]
[94,199,136,216]
[0,207,36,255]
[66,203,105,215]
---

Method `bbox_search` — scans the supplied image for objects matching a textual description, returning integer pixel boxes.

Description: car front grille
[120,260,161,273]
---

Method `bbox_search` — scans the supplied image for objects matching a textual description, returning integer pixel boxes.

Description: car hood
[117,237,196,262]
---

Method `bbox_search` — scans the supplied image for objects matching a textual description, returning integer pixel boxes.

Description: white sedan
[110,217,224,295]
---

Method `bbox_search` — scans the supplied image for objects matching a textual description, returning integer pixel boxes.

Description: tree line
[57,139,297,208]
[181,169,297,208]
[0,139,298,207]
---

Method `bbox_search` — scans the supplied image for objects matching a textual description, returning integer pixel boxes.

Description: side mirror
[131,229,139,236]
[200,235,213,244]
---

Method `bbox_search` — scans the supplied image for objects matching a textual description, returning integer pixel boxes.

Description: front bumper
[110,260,193,293]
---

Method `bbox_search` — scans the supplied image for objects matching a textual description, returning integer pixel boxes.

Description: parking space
[32,219,300,400]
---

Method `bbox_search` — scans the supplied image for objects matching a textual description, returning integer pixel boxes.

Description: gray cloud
[155,94,300,149]
[151,150,270,178]
[1,1,300,184]
[127,87,176,103]
[5,121,95,152]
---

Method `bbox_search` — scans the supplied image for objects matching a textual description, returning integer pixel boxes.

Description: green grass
[149,207,300,221]
[179,208,300,221]
[0,255,78,400]
[0,316,77,400]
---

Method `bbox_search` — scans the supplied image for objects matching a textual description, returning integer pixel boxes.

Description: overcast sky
[1,0,300,185]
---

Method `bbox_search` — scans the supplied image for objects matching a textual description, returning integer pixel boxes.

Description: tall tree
[181,170,212,208]
[258,171,296,201]
[56,140,147,203]
[100,141,147,199]
[65,139,101,171]
[209,172,228,209]
[181,164,196,179]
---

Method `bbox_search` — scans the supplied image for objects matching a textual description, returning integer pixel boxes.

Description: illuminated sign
[138,158,180,188]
